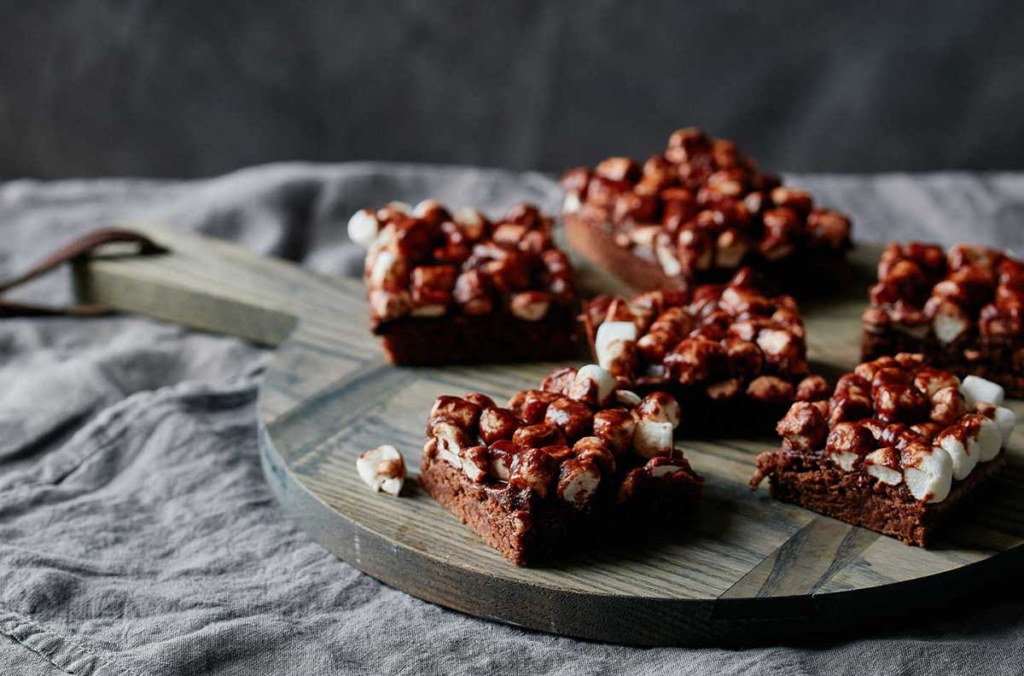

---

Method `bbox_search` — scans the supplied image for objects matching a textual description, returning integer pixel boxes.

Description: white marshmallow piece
[633,420,674,458]
[595,321,638,372]
[994,406,1017,446]
[904,447,953,503]
[656,243,683,276]
[560,464,602,509]
[865,464,902,486]
[755,329,792,358]
[573,364,617,405]
[935,432,979,481]
[461,456,486,482]
[412,199,439,217]
[864,449,902,486]
[438,446,460,468]
[829,451,859,472]
[933,312,967,345]
[432,422,465,468]
[976,417,1004,462]
[366,226,395,259]
[615,389,643,407]
[960,375,1005,408]
[490,456,511,481]
[562,192,582,215]
[356,445,406,496]
[347,209,381,247]
[369,250,400,287]
[453,207,485,229]
[637,393,682,428]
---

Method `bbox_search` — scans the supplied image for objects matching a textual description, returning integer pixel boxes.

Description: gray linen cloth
[1,164,1023,676]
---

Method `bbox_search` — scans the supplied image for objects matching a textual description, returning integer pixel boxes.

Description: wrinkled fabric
[1,164,1023,675]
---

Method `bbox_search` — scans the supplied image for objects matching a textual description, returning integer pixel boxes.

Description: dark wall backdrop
[1,0,1023,179]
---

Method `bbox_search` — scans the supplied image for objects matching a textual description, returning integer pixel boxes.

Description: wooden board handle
[72,222,375,423]
[71,223,362,347]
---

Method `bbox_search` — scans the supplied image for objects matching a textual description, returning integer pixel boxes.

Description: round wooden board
[75,224,1024,646]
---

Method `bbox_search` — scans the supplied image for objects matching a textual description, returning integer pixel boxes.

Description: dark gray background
[1,0,1023,179]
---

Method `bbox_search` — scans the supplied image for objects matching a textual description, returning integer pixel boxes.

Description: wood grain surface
[72,223,1024,646]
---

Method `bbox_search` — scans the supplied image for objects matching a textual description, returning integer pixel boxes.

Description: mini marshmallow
[558,460,602,509]
[935,428,979,481]
[366,226,395,258]
[933,312,968,345]
[437,446,460,468]
[903,445,953,503]
[656,243,683,276]
[356,445,406,496]
[490,461,511,481]
[569,364,617,406]
[347,209,381,246]
[453,207,485,229]
[864,448,902,486]
[755,328,792,358]
[633,419,674,458]
[829,451,859,472]
[865,464,902,486]
[595,321,638,371]
[976,417,1004,462]
[636,392,682,427]
[994,406,1017,446]
[368,289,410,322]
[369,250,400,286]
[461,458,484,481]
[460,447,489,483]
[960,375,1005,408]
[562,192,582,215]
[615,390,642,407]
[432,422,468,467]
[412,199,441,217]
[630,226,661,249]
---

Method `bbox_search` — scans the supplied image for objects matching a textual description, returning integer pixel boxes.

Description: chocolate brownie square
[581,268,830,435]
[560,127,852,296]
[862,242,1024,397]
[419,363,703,565]
[751,353,1016,545]
[349,201,580,365]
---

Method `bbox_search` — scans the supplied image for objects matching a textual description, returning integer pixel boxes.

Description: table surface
[1,163,1023,675]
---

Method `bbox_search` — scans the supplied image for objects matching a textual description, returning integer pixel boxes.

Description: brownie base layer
[565,213,850,297]
[752,449,1007,546]
[862,329,1024,398]
[419,457,703,566]
[373,305,583,366]
[419,457,579,565]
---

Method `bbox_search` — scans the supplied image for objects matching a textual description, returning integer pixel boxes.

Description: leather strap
[0,228,166,317]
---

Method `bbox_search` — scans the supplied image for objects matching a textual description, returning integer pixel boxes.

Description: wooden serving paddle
[12,223,1020,646]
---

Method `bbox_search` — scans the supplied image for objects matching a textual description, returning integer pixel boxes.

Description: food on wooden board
[750,353,1016,546]
[349,200,579,365]
[862,242,1024,397]
[356,445,407,496]
[560,126,853,296]
[582,268,829,434]
[418,363,703,565]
